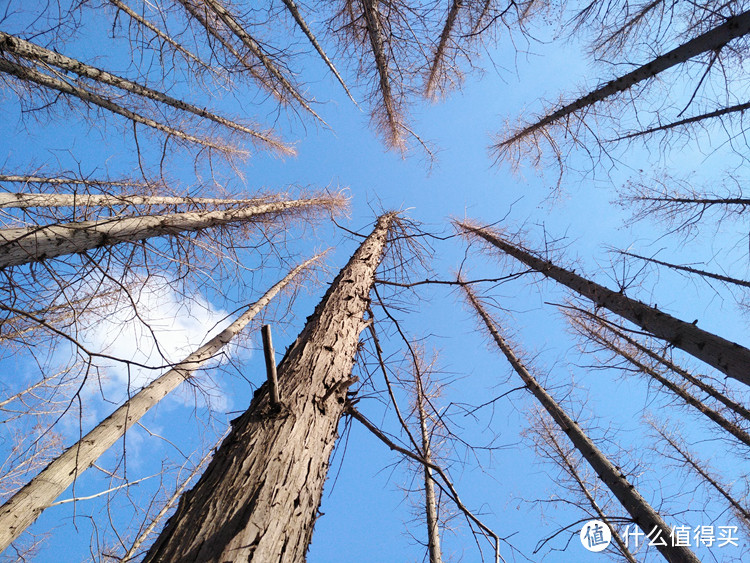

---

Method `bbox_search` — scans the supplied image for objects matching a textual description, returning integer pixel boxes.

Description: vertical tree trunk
[463,284,701,563]
[425,0,463,99]
[458,221,750,387]
[414,373,443,563]
[143,213,396,562]
[0,196,337,268]
[0,255,319,551]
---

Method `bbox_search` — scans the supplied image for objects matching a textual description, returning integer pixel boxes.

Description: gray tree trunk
[0,196,336,268]
[415,375,443,563]
[459,222,750,388]
[495,10,750,152]
[463,284,701,563]
[0,192,267,209]
[143,213,396,562]
[0,255,319,551]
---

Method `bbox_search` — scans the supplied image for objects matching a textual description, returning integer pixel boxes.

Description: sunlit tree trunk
[458,221,750,388]
[495,10,750,155]
[0,196,337,268]
[463,284,701,563]
[143,213,396,562]
[0,256,319,551]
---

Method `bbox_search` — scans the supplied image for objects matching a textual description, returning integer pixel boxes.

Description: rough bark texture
[425,0,462,99]
[464,285,701,563]
[143,213,395,562]
[0,197,333,268]
[0,256,318,551]
[460,222,750,387]
[496,10,750,150]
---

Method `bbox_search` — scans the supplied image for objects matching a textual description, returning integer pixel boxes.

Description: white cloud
[78,277,237,414]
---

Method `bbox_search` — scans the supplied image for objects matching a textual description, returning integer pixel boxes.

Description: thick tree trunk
[463,284,701,563]
[459,222,750,387]
[495,10,750,152]
[143,213,395,562]
[0,255,319,552]
[0,196,336,268]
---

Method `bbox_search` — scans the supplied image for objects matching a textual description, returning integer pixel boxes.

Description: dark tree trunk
[143,213,396,562]
[459,222,750,388]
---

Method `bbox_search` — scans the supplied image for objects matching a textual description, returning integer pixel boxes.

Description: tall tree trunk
[651,422,750,527]
[425,0,463,99]
[0,32,288,153]
[619,251,750,289]
[362,0,403,148]
[495,10,750,153]
[463,284,701,563]
[0,255,320,551]
[531,415,638,563]
[458,221,750,388]
[569,312,750,448]
[0,195,337,268]
[143,213,396,562]
[415,373,443,563]
[280,0,356,103]
[568,307,750,423]
[0,192,269,209]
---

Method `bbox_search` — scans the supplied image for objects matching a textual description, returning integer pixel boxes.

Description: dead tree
[494,10,750,166]
[0,195,338,269]
[618,251,750,290]
[0,32,289,155]
[649,421,750,530]
[526,409,638,562]
[0,253,322,551]
[412,356,443,563]
[457,221,750,388]
[280,0,356,103]
[566,306,750,424]
[463,283,701,563]
[568,310,750,448]
[142,213,396,562]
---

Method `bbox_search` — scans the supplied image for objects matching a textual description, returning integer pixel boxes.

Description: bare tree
[462,281,701,563]
[0,253,323,551]
[649,420,750,531]
[525,407,638,562]
[457,220,750,388]
[142,213,396,562]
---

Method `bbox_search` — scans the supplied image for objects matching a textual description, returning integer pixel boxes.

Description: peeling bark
[143,213,396,562]
[0,196,337,268]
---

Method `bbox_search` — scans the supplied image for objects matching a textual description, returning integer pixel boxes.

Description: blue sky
[1,1,750,561]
